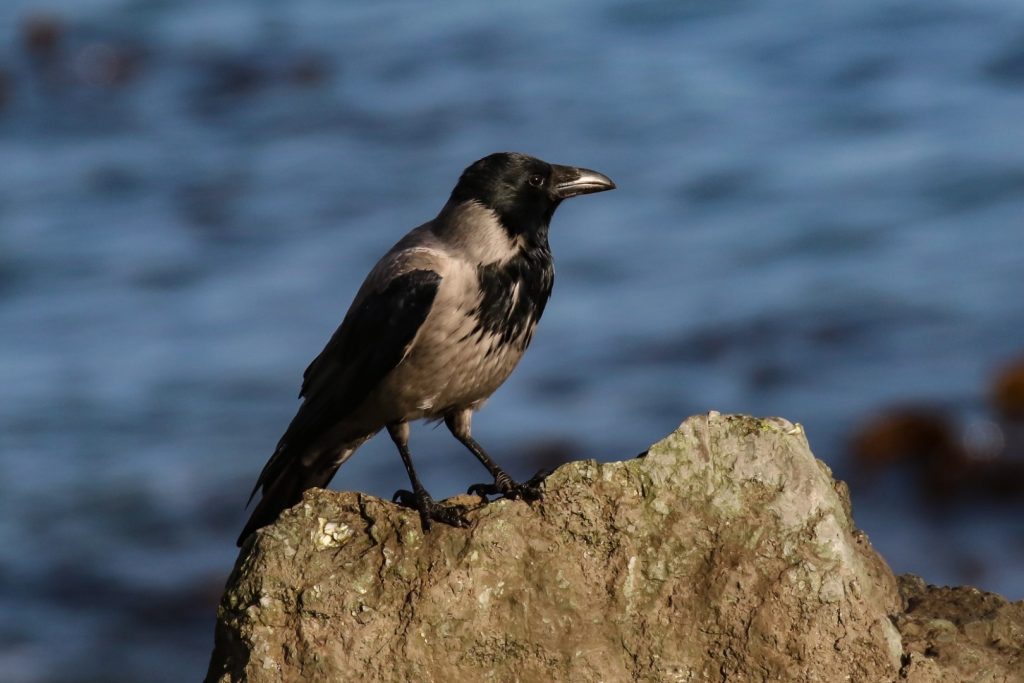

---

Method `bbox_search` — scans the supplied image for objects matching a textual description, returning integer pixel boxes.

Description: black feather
[471,242,554,352]
[299,268,442,411]
[447,153,559,350]
[238,268,442,546]
[449,152,558,240]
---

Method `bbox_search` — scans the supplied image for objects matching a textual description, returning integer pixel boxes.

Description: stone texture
[897,575,1024,682]
[206,413,1023,682]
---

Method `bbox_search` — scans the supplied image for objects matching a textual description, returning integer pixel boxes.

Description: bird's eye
[528,174,545,188]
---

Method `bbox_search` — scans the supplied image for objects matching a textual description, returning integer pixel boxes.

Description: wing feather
[246,268,442,504]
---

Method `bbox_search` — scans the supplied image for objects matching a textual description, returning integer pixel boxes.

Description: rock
[205,414,1021,682]
[896,575,1024,682]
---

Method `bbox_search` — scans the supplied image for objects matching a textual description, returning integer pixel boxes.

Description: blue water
[2,0,1023,680]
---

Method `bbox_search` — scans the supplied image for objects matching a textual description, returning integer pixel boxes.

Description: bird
[237,152,615,546]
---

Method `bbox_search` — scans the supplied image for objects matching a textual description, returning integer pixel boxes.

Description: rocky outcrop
[897,575,1024,682]
[206,413,1024,682]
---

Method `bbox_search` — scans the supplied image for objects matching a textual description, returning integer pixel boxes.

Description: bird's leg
[445,410,549,502]
[387,422,469,531]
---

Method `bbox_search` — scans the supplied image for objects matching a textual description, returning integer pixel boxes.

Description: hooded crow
[237,152,615,546]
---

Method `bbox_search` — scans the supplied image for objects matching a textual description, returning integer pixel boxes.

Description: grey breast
[365,202,530,421]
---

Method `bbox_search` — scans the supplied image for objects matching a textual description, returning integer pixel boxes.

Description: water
[1,0,1023,680]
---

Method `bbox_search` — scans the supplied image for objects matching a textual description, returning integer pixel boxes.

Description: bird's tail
[237,446,335,547]
[236,469,305,547]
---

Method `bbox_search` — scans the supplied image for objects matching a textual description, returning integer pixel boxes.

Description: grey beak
[551,165,616,199]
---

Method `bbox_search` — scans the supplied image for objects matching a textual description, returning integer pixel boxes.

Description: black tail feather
[237,456,337,547]
[237,468,303,546]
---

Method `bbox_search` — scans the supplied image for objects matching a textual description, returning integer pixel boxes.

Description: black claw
[467,482,497,500]
[525,468,553,487]
[417,507,432,532]
[430,503,471,529]
[393,488,470,531]
[512,481,543,502]
[392,489,416,507]
[466,468,550,503]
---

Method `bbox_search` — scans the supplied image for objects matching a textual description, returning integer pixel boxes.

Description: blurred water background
[1,0,1023,680]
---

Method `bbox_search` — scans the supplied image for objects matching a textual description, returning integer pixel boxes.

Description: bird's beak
[550,165,616,199]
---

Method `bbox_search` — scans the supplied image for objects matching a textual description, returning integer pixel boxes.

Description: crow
[238,152,615,546]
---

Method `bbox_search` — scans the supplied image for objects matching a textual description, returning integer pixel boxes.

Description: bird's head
[448,152,615,243]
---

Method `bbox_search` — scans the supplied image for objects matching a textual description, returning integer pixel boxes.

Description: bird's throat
[470,243,554,352]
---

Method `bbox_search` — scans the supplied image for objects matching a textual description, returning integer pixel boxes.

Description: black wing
[238,268,441,543]
[298,268,442,411]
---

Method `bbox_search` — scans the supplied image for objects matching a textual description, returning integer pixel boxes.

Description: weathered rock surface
[207,413,1024,682]
[897,575,1024,682]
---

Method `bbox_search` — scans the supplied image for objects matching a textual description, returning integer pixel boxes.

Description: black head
[448,152,615,241]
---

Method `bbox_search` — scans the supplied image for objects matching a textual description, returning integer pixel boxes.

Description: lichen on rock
[206,413,1023,682]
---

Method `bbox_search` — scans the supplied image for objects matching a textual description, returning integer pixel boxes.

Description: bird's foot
[392,488,470,531]
[467,468,551,503]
